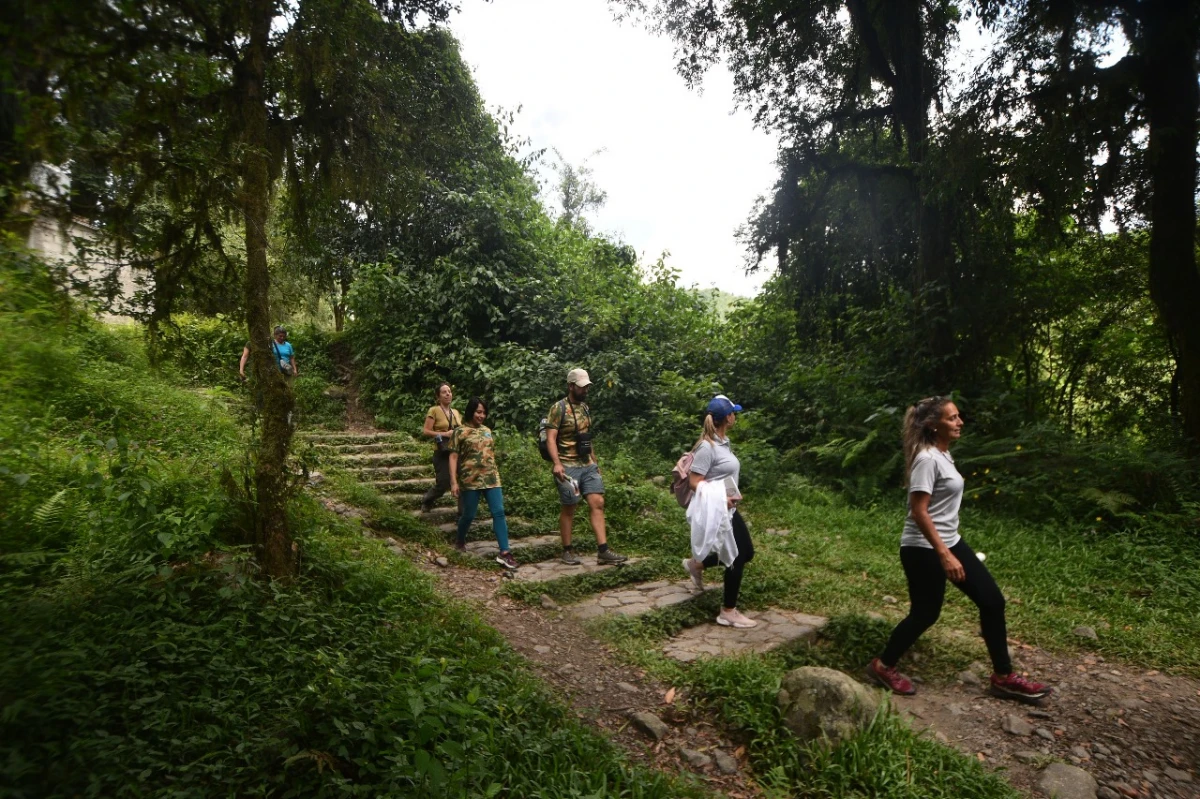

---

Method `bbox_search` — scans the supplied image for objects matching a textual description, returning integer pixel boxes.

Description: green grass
[0,246,704,799]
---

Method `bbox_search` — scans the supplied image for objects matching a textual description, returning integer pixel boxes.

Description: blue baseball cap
[707,394,742,419]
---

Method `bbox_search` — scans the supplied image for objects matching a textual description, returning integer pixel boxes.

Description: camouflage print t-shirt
[450,424,501,490]
[546,399,592,466]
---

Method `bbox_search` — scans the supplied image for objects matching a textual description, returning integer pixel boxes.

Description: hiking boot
[716,608,758,628]
[453,541,467,553]
[990,672,1053,703]
[596,548,628,565]
[495,551,519,571]
[865,658,916,695]
[682,557,704,592]
[560,549,582,566]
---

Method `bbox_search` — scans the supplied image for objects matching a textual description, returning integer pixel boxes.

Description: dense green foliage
[0,242,694,798]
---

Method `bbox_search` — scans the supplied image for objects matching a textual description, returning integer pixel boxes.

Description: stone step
[338,452,426,467]
[303,431,412,445]
[461,534,562,559]
[662,609,828,663]
[366,478,436,493]
[570,580,708,621]
[316,442,419,455]
[412,504,489,521]
[348,464,432,480]
[514,556,645,583]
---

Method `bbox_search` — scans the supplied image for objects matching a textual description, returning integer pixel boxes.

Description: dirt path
[418,550,765,798]
[315,412,1200,798]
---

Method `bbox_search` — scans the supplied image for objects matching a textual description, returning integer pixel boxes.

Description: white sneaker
[716,608,758,629]
[682,558,704,592]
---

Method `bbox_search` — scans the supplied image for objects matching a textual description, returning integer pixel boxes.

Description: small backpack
[537,400,567,462]
[670,450,696,507]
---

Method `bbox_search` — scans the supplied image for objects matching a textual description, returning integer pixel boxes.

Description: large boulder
[777,666,883,748]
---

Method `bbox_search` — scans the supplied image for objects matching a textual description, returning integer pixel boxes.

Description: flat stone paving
[570,580,706,620]
[513,557,644,583]
[662,609,828,663]
[463,534,561,558]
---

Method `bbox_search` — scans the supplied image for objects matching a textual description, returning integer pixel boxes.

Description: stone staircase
[306,427,828,664]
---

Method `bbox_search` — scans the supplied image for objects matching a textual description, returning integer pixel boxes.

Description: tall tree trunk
[241,0,296,577]
[882,0,955,384]
[1142,0,1200,445]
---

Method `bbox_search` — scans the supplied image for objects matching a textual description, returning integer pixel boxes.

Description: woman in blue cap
[682,395,758,628]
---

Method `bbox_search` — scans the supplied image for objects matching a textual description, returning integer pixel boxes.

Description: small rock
[1036,763,1098,799]
[777,666,883,748]
[1073,625,1099,640]
[935,732,949,744]
[306,470,324,486]
[434,556,449,567]
[533,645,551,655]
[958,670,981,686]
[882,595,898,605]
[1117,698,1144,710]
[1164,767,1193,783]
[1014,750,1041,764]
[684,726,698,737]
[651,475,666,486]
[616,682,639,694]
[1002,715,1035,736]
[1109,782,1138,798]
[1029,709,1054,720]
[948,702,969,716]
[712,749,738,775]
[629,711,670,741]
[1097,788,1120,799]
[1093,752,1108,762]
[1035,727,1055,741]
[1070,745,1090,759]
[540,594,560,610]
[968,661,989,675]
[556,664,577,676]
[1142,769,1159,784]
[679,748,712,769]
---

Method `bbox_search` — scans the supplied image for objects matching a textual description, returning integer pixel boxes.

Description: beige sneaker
[716,608,758,628]
[682,558,704,592]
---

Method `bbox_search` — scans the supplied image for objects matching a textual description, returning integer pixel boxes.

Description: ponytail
[694,413,722,450]
[903,396,952,487]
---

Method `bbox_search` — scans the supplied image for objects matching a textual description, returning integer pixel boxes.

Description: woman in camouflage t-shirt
[449,397,517,571]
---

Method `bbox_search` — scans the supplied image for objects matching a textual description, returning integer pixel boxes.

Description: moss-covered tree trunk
[241,0,296,578]
[1143,0,1200,445]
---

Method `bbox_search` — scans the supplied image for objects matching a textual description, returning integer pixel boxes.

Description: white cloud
[449,0,780,297]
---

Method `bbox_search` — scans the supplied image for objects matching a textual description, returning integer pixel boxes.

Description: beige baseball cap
[567,368,593,387]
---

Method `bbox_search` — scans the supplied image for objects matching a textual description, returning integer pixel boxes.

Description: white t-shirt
[901,447,964,549]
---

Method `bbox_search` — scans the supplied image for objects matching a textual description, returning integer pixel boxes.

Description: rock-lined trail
[306,426,1200,799]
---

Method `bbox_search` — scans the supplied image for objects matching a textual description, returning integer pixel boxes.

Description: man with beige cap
[545,368,628,566]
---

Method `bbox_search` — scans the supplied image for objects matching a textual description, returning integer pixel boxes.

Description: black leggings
[702,510,755,609]
[879,538,1012,674]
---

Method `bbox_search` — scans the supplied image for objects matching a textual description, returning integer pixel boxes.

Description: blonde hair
[694,413,727,450]
[903,396,953,487]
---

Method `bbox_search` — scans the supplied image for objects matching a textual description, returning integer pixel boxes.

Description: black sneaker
[597,549,628,565]
[560,549,582,565]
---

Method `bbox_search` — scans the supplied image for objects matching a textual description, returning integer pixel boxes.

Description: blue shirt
[271,340,294,371]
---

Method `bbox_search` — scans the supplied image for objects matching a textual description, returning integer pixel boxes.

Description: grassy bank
[0,244,695,798]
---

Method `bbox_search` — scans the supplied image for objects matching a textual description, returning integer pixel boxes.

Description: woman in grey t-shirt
[865,397,1053,703]
[681,395,757,629]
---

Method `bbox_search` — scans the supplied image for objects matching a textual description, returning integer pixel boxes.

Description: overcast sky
[448,0,780,297]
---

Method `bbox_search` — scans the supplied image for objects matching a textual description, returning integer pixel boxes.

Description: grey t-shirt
[901,447,964,549]
[689,437,740,497]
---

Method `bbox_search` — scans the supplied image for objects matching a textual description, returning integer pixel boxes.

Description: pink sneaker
[865,658,916,695]
[682,558,704,591]
[990,672,1053,702]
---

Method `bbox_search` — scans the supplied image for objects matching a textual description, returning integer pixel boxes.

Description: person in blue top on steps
[865,396,1053,703]
[239,326,299,379]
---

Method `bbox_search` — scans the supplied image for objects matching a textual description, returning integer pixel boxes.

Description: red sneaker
[865,658,916,695]
[990,672,1053,703]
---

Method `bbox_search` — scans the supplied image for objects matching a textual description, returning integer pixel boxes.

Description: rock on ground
[1035,762,1098,799]
[777,666,883,748]
[629,711,670,741]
